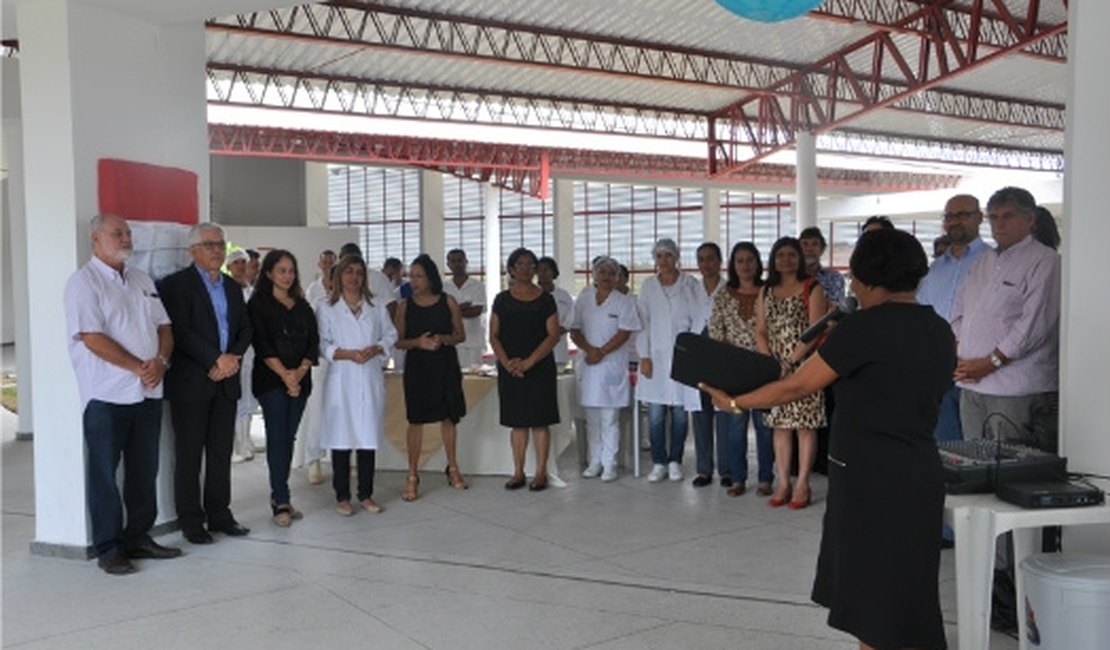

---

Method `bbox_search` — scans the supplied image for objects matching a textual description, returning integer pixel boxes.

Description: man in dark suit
[161,223,253,544]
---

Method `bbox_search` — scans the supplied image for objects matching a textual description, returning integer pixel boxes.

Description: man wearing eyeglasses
[161,223,254,545]
[916,194,989,444]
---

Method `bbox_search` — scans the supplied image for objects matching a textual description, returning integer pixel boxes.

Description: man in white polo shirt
[444,248,487,368]
[64,214,181,575]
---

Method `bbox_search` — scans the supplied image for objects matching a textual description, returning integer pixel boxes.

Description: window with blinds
[499,181,554,271]
[443,177,487,281]
[720,192,792,268]
[573,182,704,293]
[327,165,421,268]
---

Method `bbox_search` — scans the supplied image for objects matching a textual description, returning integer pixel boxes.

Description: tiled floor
[1,403,1017,649]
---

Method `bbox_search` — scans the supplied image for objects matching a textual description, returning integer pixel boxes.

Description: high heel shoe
[445,466,469,490]
[768,488,792,508]
[402,475,419,502]
[787,488,812,510]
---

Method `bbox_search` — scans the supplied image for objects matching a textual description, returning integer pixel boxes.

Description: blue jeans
[257,389,307,509]
[692,393,730,477]
[83,398,163,558]
[718,409,773,485]
[647,403,688,465]
[932,385,964,443]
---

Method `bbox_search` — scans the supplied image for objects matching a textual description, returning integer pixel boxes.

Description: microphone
[799,296,858,343]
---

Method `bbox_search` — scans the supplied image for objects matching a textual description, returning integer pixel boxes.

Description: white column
[419,170,444,266]
[483,183,502,307]
[703,185,721,246]
[794,131,818,233]
[552,178,576,292]
[17,0,208,557]
[304,161,330,227]
[3,57,33,439]
[1060,0,1110,551]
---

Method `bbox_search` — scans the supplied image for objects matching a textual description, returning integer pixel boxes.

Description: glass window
[326,165,420,267]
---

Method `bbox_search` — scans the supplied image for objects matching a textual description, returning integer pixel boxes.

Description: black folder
[670,332,781,396]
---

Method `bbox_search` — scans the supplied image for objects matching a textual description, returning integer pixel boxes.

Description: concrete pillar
[484,183,502,305]
[1060,0,1110,551]
[703,186,721,247]
[304,162,330,227]
[420,170,444,265]
[552,178,576,292]
[2,57,33,439]
[17,0,208,557]
[794,131,818,233]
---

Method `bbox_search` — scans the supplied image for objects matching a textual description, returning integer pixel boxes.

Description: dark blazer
[161,264,253,401]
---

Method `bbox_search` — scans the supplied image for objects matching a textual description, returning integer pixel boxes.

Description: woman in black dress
[490,248,560,492]
[702,229,954,650]
[248,250,319,528]
[393,254,467,502]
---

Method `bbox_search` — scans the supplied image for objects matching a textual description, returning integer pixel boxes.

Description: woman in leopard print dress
[756,237,827,509]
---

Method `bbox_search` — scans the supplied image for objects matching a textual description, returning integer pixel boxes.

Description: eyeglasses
[193,240,226,250]
[942,211,979,221]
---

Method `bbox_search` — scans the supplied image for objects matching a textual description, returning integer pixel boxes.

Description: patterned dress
[761,285,826,429]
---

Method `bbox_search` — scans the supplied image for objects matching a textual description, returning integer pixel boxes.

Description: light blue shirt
[916,237,989,322]
[194,263,230,352]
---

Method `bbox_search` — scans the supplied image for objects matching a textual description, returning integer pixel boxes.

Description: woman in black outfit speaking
[248,250,319,528]
[702,229,955,650]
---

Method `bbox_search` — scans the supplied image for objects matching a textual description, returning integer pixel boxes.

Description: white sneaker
[582,462,602,479]
[601,466,618,482]
[668,462,683,482]
[647,464,667,482]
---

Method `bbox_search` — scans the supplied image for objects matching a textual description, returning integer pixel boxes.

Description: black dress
[492,290,559,428]
[812,303,955,650]
[402,293,465,424]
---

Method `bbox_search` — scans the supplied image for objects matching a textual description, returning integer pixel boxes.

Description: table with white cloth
[374,372,578,486]
[943,484,1110,650]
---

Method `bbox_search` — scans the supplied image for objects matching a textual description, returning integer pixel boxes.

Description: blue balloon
[716,0,824,23]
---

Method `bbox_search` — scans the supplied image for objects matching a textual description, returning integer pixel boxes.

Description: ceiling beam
[208,123,962,198]
[708,0,1067,177]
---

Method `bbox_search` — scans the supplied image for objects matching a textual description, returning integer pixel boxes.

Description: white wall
[1060,0,1110,553]
[211,156,306,226]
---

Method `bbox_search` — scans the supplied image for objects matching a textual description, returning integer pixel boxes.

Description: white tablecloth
[374,372,577,487]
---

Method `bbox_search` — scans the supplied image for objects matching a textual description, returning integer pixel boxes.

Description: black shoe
[528,478,548,492]
[126,540,184,560]
[504,476,527,490]
[691,475,712,488]
[209,520,250,537]
[183,527,214,545]
[720,476,734,488]
[98,554,137,575]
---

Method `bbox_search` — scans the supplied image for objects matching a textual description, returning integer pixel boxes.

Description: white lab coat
[316,297,397,450]
[572,288,641,408]
[635,273,701,406]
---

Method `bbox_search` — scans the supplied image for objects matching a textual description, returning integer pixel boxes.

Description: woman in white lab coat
[316,255,397,516]
[635,238,702,483]
[571,256,640,482]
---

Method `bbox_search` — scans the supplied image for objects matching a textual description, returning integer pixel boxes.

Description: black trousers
[331,449,376,502]
[170,395,237,530]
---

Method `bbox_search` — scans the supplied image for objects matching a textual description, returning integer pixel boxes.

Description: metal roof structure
[201,0,1068,197]
[8,1,1070,197]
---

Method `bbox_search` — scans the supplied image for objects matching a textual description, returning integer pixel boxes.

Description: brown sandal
[446,465,469,490]
[401,475,420,502]
[273,504,296,527]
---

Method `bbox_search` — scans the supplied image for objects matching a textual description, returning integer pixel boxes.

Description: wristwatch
[158,355,171,368]
[729,398,744,415]
[988,351,1005,369]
